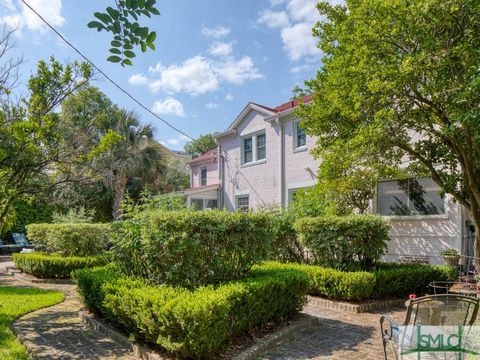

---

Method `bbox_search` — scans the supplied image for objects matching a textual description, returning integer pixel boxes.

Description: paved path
[258,303,403,360]
[0,257,137,360]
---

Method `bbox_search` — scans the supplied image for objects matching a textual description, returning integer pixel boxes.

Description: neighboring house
[184,149,219,210]
[185,96,473,264]
[214,95,320,211]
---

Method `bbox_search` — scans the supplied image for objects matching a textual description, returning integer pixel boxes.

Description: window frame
[190,198,218,210]
[375,178,447,219]
[200,167,207,186]
[236,195,250,212]
[241,130,266,166]
[293,119,307,152]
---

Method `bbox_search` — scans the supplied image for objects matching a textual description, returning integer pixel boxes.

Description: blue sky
[1,0,329,150]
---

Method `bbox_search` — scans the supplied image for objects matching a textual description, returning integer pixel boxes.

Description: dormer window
[200,167,207,186]
[242,131,266,165]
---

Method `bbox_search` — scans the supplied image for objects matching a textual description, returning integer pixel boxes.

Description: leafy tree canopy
[297,0,480,255]
[184,133,216,158]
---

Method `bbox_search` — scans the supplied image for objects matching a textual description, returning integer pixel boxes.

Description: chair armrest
[380,315,399,342]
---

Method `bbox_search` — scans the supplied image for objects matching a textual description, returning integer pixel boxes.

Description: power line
[20,0,195,141]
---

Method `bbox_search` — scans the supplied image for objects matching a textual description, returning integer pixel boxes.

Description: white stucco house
[184,96,474,264]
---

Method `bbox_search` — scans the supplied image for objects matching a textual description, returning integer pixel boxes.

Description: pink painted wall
[190,159,219,188]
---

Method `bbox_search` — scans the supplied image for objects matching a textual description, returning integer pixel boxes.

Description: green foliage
[294,215,389,270]
[8,197,53,234]
[73,266,309,358]
[52,207,95,224]
[297,0,480,255]
[0,57,93,233]
[112,210,274,288]
[184,133,217,158]
[258,206,304,263]
[88,0,160,66]
[13,253,109,278]
[259,262,374,301]
[26,223,111,256]
[373,263,457,299]
[290,187,341,217]
[261,261,457,301]
[150,159,190,193]
[0,286,64,360]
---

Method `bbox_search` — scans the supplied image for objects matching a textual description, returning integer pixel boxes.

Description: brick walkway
[1,256,404,359]
[0,257,137,360]
[258,303,404,360]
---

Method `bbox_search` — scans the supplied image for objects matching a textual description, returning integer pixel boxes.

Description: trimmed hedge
[259,261,457,301]
[294,215,389,269]
[73,266,309,359]
[13,253,109,278]
[112,210,274,288]
[26,223,111,256]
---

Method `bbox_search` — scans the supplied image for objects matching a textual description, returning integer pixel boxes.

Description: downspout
[218,144,224,210]
[279,114,286,208]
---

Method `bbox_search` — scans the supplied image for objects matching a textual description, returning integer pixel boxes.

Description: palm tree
[98,109,165,220]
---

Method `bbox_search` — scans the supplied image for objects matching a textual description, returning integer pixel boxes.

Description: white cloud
[215,56,263,85]
[201,25,230,38]
[209,42,233,57]
[206,102,219,109]
[286,0,319,23]
[257,10,290,29]
[1,0,65,33]
[152,98,185,117]
[179,134,191,141]
[281,22,319,61]
[167,138,180,146]
[225,93,234,101]
[128,73,149,86]
[290,63,312,73]
[130,46,263,96]
[145,56,219,95]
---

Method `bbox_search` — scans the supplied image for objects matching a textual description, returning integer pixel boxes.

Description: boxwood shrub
[112,210,274,288]
[259,261,457,301]
[26,223,111,256]
[73,266,309,359]
[13,253,109,278]
[294,215,389,270]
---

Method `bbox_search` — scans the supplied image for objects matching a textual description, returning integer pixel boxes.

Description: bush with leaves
[52,207,96,224]
[27,223,111,256]
[88,0,160,66]
[73,265,309,358]
[13,253,109,278]
[294,215,389,270]
[112,209,273,288]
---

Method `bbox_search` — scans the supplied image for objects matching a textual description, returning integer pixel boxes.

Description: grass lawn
[0,286,64,360]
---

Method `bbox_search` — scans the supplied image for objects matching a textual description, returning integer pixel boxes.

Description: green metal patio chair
[380,294,479,359]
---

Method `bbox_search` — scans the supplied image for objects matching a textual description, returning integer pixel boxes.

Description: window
[243,137,253,163]
[242,132,266,164]
[236,196,249,212]
[256,133,266,160]
[190,198,218,210]
[376,178,445,216]
[191,198,204,210]
[294,120,306,149]
[200,168,207,186]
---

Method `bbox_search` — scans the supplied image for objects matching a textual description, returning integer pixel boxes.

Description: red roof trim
[186,149,217,165]
[274,95,313,112]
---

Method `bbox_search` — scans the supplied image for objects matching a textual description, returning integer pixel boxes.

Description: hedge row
[73,265,309,359]
[13,253,110,278]
[26,223,111,257]
[112,210,274,288]
[294,215,389,270]
[259,261,457,301]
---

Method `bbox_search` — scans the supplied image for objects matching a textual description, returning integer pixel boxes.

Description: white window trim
[189,197,218,210]
[235,195,250,211]
[241,130,266,166]
[200,167,207,186]
[374,178,448,219]
[293,119,307,151]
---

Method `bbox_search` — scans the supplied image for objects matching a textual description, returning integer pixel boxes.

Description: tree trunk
[112,176,128,221]
[469,201,480,271]
[0,195,14,234]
